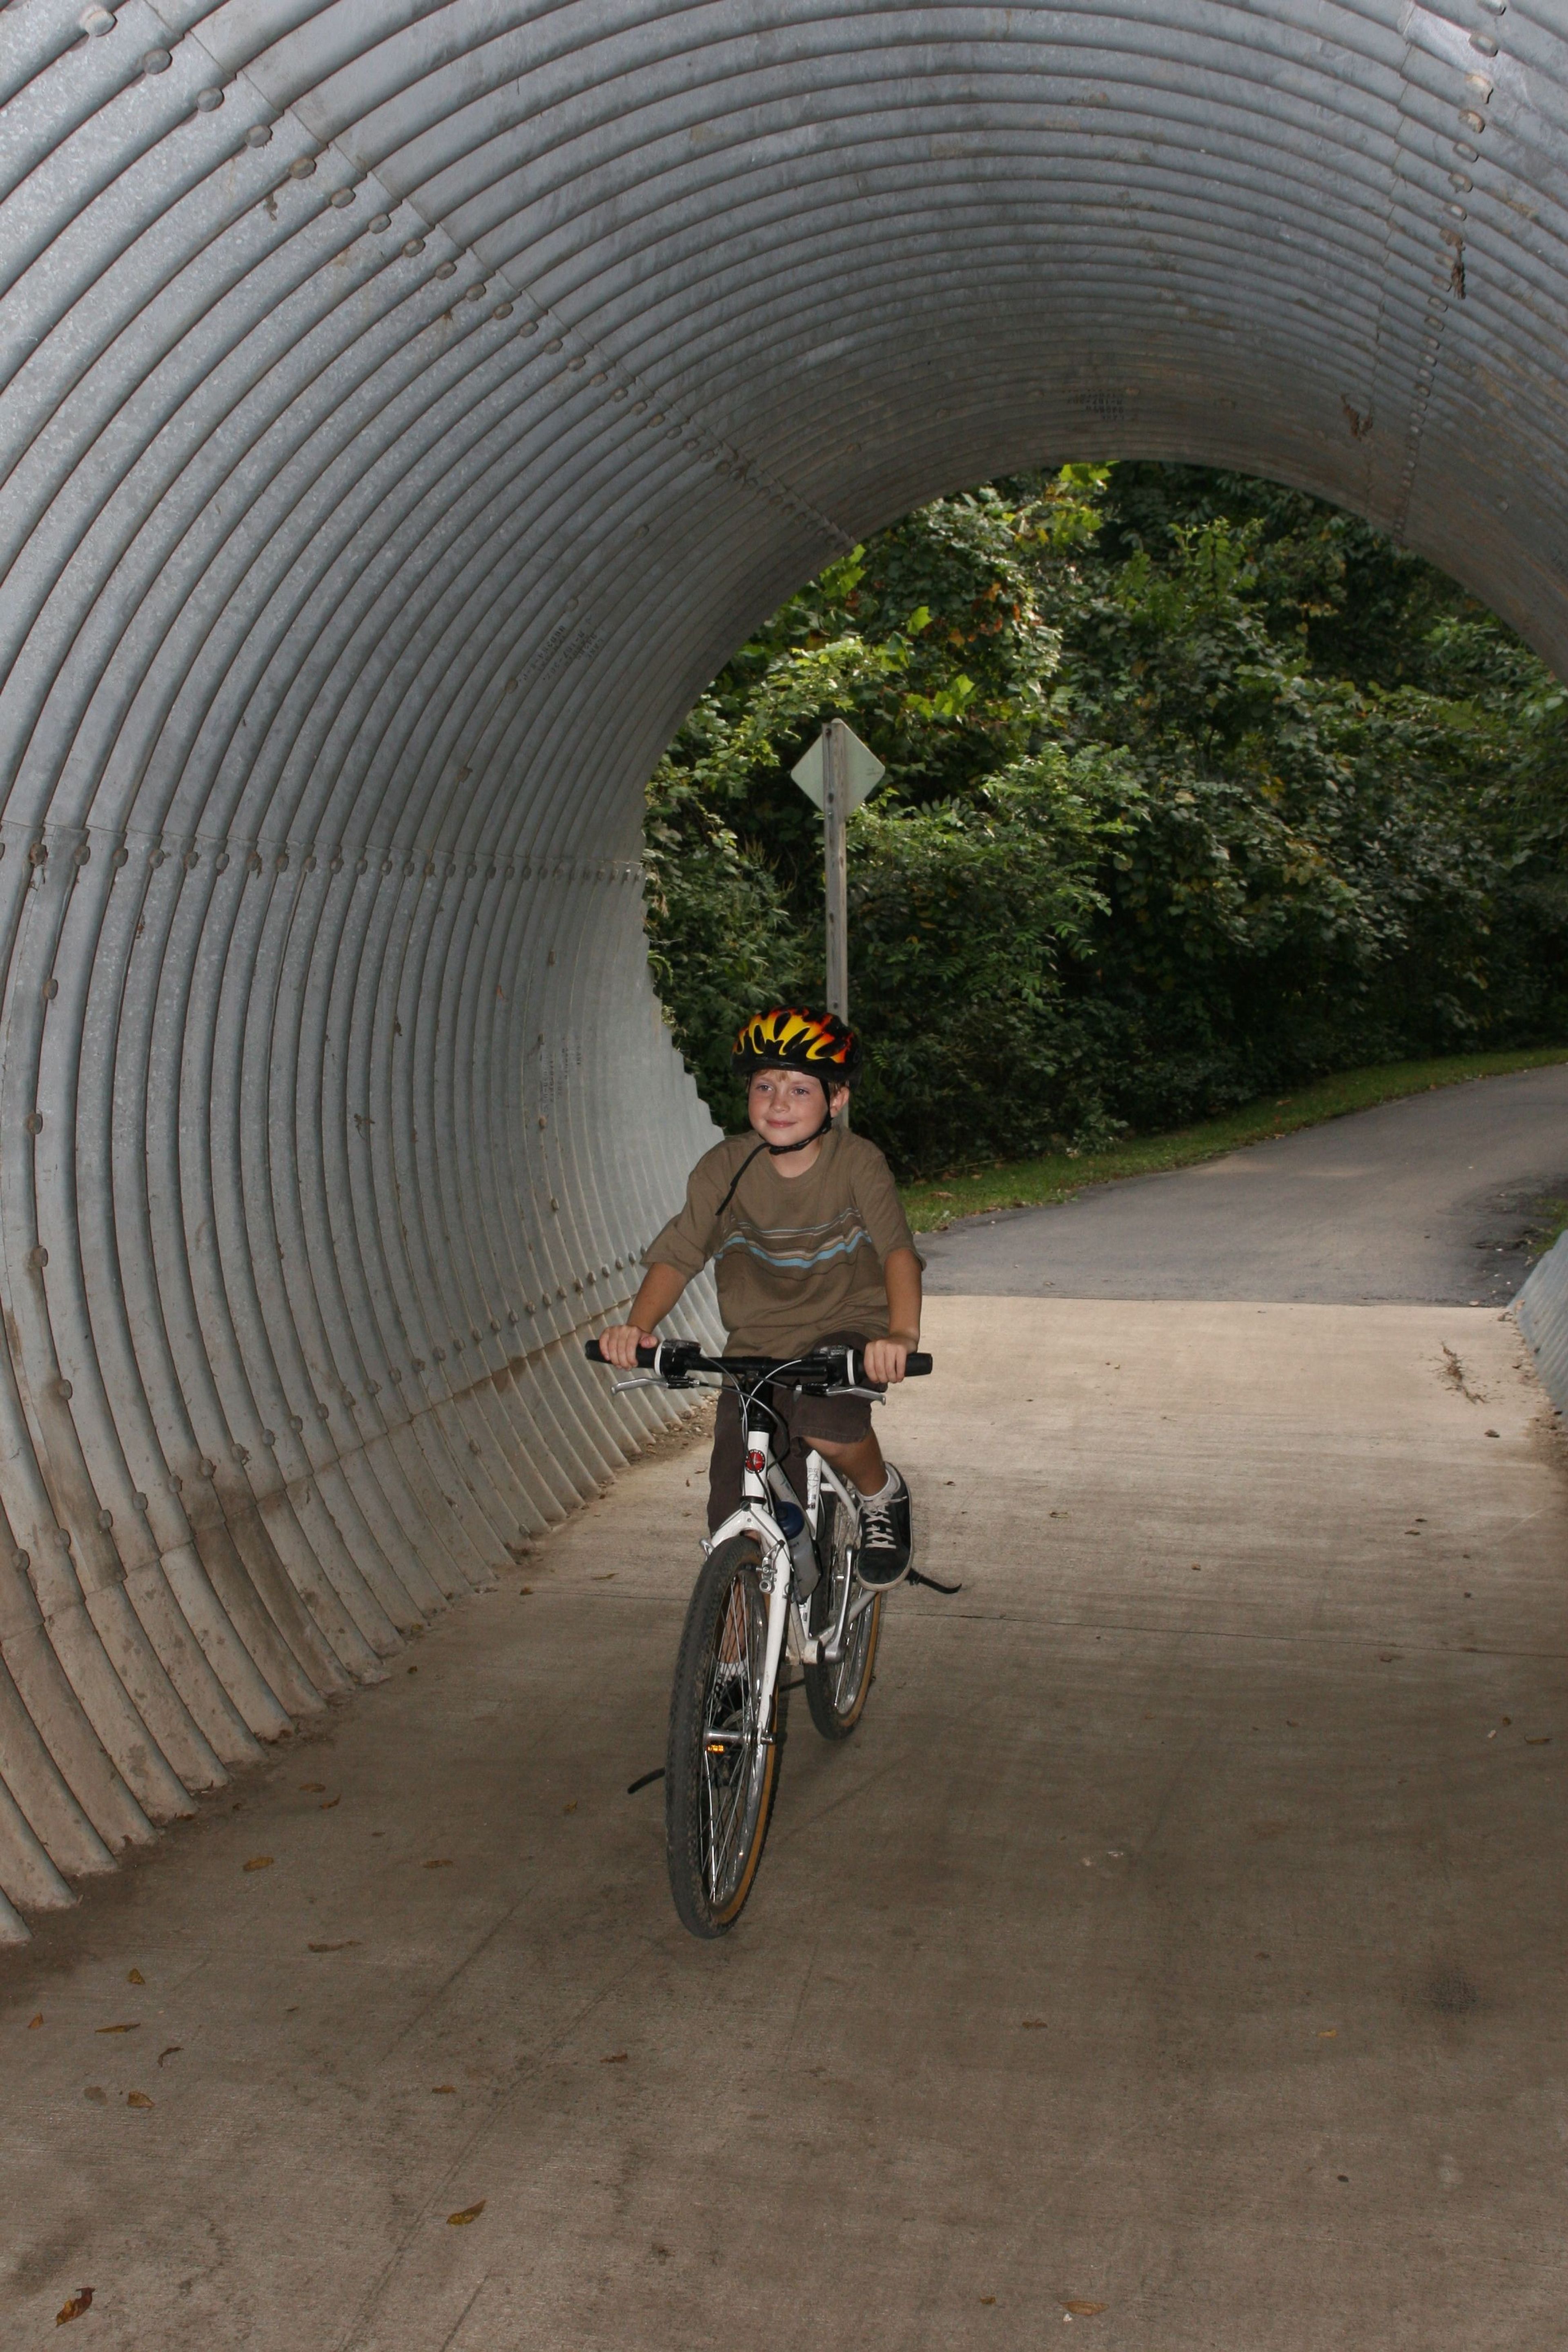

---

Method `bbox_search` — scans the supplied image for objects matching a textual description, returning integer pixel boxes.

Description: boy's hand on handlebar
[599,1323,655,1370]
[862,1336,913,1385]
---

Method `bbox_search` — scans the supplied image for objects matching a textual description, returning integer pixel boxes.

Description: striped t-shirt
[644,1127,919,1355]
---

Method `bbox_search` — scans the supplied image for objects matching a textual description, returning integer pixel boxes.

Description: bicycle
[586,1337,933,1938]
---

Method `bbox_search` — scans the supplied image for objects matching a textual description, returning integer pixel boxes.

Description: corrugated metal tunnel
[0,0,1564,1941]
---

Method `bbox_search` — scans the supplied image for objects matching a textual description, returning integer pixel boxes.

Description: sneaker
[856,1468,911,1589]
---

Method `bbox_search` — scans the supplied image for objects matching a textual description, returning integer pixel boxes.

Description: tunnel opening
[644,457,1568,1185]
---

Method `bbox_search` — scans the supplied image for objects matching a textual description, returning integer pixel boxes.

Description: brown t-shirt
[645,1128,920,1355]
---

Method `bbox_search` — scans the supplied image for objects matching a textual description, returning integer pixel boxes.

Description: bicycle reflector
[745,1448,766,1471]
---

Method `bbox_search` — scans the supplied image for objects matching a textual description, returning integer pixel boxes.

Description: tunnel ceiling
[0,0,1565,1937]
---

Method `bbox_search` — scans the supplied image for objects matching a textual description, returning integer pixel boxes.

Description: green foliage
[644,463,1568,1177]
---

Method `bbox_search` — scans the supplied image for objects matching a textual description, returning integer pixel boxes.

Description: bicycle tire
[664,1536,784,1938]
[803,1488,882,1740]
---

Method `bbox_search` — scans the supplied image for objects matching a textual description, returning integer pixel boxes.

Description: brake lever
[825,1383,885,1401]
[611,1373,668,1394]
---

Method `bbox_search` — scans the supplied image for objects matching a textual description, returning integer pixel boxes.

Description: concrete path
[4,1295,1566,2351]
[922,1064,1568,1305]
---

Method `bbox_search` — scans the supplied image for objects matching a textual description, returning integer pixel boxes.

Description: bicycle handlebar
[585,1338,933,1382]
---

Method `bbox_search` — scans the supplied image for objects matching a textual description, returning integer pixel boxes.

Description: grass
[898,1047,1568,1233]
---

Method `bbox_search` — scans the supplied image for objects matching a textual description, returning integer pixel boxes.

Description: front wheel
[665,1537,783,1938]
[804,1488,882,1740]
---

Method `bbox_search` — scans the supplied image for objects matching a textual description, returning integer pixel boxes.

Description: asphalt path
[920,1064,1568,1305]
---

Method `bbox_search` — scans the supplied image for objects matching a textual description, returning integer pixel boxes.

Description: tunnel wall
[2,0,1568,1938]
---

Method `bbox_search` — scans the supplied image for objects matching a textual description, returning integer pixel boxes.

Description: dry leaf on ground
[431,2085,456,2094]
[126,2092,153,2110]
[55,2287,94,2325]
[307,1940,359,1953]
[242,1856,274,1872]
[563,1802,577,1815]
[1065,2302,1107,2317]
[320,1795,341,1809]
[27,2013,42,2029]
[126,1969,145,1986]
[1020,2018,1048,2029]
[447,2202,486,2226]
[423,1858,453,1869]
[157,2047,181,2067]
[95,2022,138,2035]
[601,2052,628,2065]
[301,1782,325,1793]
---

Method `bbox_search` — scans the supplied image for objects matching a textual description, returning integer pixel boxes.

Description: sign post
[790,717,886,1025]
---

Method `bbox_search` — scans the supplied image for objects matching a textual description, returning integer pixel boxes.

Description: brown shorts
[707,1331,873,1532]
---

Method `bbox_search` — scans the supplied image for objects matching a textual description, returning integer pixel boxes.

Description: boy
[598,1007,922,1586]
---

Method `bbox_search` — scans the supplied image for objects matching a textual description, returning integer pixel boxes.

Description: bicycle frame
[706,1400,878,1697]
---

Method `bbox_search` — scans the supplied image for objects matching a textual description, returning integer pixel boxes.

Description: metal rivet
[287,156,316,178]
[134,1493,148,1512]
[274,851,289,872]
[1470,31,1498,53]
[24,1113,42,1135]
[247,852,262,873]
[316,1402,330,1419]
[195,87,223,111]
[465,284,486,303]
[545,338,563,351]
[369,212,391,231]
[140,46,171,71]
[330,187,354,207]
[78,6,115,33]
[492,303,512,319]
[261,1428,276,1446]
[198,1457,215,1478]
[27,1246,47,1269]
[403,237,425,256]
[216,851,229,873]
[518,320,537,336]
[289,1414,303,1432]
[434,259,457,278]
[56,1379,73,1401]
[42,979,57,1001]
[245,124,272,147]
[11,1550,27,1572]
[98,1508,113,1530]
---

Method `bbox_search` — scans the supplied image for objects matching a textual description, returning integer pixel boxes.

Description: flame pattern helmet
[732,1006,861,1087]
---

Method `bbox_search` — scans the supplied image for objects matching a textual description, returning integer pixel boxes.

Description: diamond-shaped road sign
[791,721,885,813]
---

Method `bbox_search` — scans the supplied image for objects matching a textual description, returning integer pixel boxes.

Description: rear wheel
[664,1537,783,1938]
[804,1488,882,1740]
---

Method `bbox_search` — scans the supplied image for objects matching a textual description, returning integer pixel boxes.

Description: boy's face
[747,1066,849,1150]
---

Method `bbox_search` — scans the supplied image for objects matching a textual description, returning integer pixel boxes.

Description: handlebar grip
[584,1339,660,1368]
[905,1352,933,1376]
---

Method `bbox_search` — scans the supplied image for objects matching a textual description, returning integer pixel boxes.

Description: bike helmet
[732,1006,862,1089]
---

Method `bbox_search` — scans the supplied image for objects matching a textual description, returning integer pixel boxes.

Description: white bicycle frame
[610,1349,884,1743]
